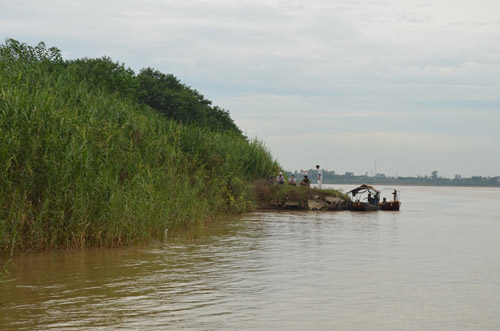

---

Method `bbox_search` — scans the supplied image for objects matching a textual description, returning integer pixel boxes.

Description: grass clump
[309,188,349,201]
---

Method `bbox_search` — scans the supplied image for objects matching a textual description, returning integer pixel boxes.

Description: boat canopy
[379,188,400,200]
[346,184,380,197]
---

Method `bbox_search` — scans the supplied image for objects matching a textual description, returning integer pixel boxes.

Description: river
[1,185,500,330]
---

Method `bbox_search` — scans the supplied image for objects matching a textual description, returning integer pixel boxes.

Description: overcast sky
[2,0,499,177]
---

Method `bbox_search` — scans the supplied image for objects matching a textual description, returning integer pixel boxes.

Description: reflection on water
[2,185,500,330]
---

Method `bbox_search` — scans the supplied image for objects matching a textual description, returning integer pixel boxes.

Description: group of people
[270,165,323,189]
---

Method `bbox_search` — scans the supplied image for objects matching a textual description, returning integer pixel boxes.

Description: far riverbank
[291,169,500,187]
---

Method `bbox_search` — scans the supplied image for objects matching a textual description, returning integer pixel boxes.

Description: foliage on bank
[0,39,280,254]
[65,57,242,134]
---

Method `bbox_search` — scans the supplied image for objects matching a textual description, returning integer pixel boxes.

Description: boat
[378,188,401,211]
[346,184,381,211]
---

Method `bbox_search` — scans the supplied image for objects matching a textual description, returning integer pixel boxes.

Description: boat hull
[379,201,401,211]
[350,201,378,211]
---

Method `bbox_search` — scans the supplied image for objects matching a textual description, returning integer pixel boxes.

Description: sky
[2,0,499,178]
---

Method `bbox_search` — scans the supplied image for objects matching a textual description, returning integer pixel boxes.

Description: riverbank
[254,182,350,211]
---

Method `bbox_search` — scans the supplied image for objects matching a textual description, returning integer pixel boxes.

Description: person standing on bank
[316,165,323,189]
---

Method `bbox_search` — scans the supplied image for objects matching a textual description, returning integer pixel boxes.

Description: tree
[136,68,242,134]
[1,39,62,64]
[65,57,139,99]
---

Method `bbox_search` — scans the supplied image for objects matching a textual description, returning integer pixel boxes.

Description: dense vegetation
[66,58,242,134]
[0,39,280,254]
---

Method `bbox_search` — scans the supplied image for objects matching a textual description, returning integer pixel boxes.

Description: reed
[0,40,280,254]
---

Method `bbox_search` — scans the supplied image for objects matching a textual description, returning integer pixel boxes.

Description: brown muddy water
[1,185,500,330]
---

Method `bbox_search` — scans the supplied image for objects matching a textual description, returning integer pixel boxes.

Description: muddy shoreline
[254,184,350,211]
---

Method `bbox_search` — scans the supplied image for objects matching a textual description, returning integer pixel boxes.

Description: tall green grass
[0,40,280,254]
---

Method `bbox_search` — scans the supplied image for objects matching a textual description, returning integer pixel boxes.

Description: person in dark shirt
[300,175,310,187]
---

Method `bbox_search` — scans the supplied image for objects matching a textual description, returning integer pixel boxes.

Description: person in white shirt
[288,174,297,186]
[276,172,285,185]
[316,165,322,189]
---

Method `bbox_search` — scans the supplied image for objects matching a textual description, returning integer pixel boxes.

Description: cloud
[273,131,492,153]
[266,131,500,177]
[1,0,499,176]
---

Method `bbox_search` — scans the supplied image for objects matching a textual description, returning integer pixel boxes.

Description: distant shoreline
[291,170,500,188]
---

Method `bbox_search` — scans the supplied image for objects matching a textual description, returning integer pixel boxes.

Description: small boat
[346,184,380,211]
[378,188,401,211]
